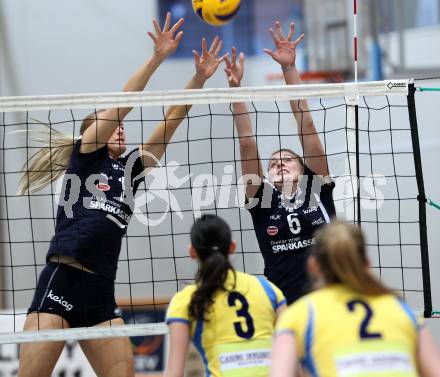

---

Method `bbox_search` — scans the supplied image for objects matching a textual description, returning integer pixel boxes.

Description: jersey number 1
[347,299,383,339]
[228,292,255,339]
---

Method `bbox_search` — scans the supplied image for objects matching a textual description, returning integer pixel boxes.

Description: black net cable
[355,104,361,226]
[407,83,432,318]
[413,76,440,82]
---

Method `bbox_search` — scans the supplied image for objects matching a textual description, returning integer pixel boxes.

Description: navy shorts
[28,262,121,328]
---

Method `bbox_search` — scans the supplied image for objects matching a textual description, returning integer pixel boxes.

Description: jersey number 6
[287,213,301,235]
[228,292,255,339]
[347,299,383,339]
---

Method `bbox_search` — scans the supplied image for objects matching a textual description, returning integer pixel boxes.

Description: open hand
[193,36,229,82]
[224,47,244,88]
[263,21,304,69]
[148,12,184,60]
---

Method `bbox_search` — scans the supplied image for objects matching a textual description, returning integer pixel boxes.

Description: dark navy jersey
[247,165,336,304]
[47,139,144,280]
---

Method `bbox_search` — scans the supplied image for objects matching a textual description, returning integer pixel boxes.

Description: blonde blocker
[18,111,104,195]
[313,221,392,296]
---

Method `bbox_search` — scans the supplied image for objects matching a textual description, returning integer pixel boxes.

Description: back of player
[277,285,419,376]
[165,215,285,377]
[271,221,440,377]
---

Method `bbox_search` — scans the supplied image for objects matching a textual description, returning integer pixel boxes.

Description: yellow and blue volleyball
[192,0,241,26]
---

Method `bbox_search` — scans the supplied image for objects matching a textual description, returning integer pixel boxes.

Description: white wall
[381,25,440,73]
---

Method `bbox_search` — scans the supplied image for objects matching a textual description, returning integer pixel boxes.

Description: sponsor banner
[216,338,271,377]
[123,308,166,376]
[335,341,416,377]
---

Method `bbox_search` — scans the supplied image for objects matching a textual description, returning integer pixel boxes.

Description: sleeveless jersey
[276,285,421,377]
[166,270,285,377]
[247,165,336,304]
[47,139,144,279]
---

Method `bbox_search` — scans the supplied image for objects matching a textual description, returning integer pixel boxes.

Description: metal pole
[353,0,358,82]
[394,0,405,73]
[369,0,383,80]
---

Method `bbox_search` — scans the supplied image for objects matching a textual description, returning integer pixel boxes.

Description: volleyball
[192,0,241,26]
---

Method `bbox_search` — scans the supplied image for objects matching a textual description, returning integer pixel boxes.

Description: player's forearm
[283,67,320,155]
[283,67,315,130]
[232,102,259,160]
[232,102,254,139]
[231,102,262,178]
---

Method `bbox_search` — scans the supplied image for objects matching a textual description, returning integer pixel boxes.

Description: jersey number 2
[347,299,383,339]
[228,292,255,339]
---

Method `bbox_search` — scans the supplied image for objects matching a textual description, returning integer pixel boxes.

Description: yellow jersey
[166,270,285,377]
[276,284,421,377]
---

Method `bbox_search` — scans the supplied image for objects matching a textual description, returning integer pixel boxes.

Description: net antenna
[345,0,361,225]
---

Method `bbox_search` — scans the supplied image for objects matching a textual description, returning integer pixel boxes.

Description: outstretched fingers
[152,18,161,35]
[201,38,208,56]
[170,17,185,34]
[238,51,245,66]
[214,40,224,58]
[224,54,233,70]
[293,33,305,47]
[287,22,295,42]
[269,28,281,46]
[192,49,201,63]
[147,31,157,44]
[230,47,237,66]
[274,20,286,41]
[263,48,275,59]
[163,12,171,32]
[218,52,229,64]
[209,36,220,55]
[174,30,184,44]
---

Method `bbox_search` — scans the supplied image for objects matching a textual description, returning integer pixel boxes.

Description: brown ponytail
[313,221,391,296]
[189,214,235,320]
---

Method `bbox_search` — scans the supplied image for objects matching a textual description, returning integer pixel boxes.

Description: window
[159,0,256,57]
[380,0,440,32]
[158,0,304,58]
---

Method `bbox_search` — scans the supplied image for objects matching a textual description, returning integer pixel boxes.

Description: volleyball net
[0,80,432,344]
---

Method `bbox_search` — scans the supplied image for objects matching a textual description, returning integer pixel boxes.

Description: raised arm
[80,12,184,154]
[264,21,329,177]
[224,48,263,199]
[140,36,228,169]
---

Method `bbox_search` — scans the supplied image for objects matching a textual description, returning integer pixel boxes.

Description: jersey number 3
[228,292,255,339]
[347,299,383,339]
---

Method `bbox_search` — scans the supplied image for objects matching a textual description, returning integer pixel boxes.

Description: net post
[407,82,432,318]
[345,84,360,224]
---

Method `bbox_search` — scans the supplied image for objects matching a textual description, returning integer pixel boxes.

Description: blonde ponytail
[17,123,75,195]
[17,111,105,195]
[313,221,391,296]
